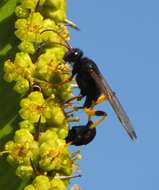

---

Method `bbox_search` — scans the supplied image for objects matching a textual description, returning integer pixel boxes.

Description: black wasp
[41,29,137,145]
[64,48,137,145]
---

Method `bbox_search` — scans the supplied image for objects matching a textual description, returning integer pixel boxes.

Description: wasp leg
[63,96,83,113]
[84,108,108,128]
[64,106,83,123]
[33,76,72,90]
[57,75,74,86]
[64,95,83,104]
[65,108,81,115]
[66,106,84,114]
[90,111,107,128]
[95,94,107,105]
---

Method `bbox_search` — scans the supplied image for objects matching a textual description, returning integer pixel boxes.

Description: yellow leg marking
[96,95,107,104]
[89,114,108,129]
[84,108,96,116]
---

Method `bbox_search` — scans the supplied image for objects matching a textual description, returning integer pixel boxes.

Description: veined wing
[90,69,137,140]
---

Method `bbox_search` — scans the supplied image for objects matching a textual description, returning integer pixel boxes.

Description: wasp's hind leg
[90,110,108,128]
[84,108,108,129]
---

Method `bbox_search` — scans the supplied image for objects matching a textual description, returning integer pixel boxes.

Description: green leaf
[0,1,28,190]
[0,0,19,22]
[0,0,19,60]
[0,0,20,141]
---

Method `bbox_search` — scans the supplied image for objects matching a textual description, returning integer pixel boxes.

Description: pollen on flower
[3,52,35,94]
[29,175,51,190]
[19,92,48,123]
[15,12,44,43]
[41,0,66,22]
[18,41,36,54]
[16,165,33,179]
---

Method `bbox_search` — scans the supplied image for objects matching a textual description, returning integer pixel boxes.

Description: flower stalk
[1,0,81,189]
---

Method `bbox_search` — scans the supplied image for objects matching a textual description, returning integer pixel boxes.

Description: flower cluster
[2,0,81,189]
[25,176,67,190]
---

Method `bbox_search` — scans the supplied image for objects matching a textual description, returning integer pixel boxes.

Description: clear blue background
[67,0,159,190]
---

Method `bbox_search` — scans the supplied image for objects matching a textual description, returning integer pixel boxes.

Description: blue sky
[67,0,159,190]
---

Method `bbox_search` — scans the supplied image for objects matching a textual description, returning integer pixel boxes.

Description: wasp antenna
[40,29,72,50]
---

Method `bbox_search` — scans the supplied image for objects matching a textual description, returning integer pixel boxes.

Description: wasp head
[63,48,83,63]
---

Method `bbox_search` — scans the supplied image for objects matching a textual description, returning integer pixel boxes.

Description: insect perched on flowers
[41,29,137,145]
[63,47,137,141]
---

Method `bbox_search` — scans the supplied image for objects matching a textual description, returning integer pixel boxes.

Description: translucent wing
[89,69,137,140]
